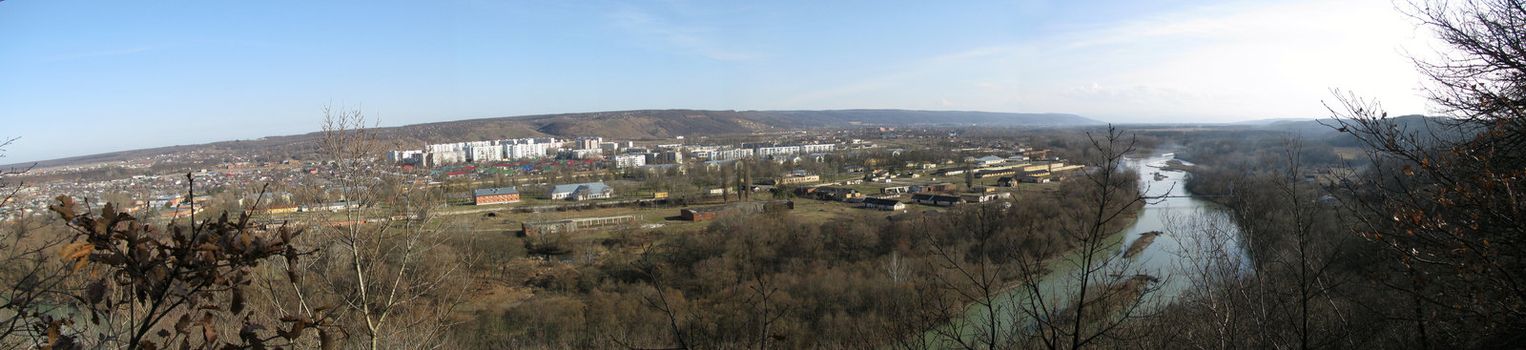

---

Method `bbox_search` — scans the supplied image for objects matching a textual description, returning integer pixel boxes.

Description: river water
[930,153,1251,345]
[1117,153,1252,298]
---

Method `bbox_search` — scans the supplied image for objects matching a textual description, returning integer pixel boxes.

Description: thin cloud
[784,0,1436,121]
[607,7,758,61]
[44,45,161,62]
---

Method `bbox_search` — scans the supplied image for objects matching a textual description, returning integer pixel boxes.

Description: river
[929,153,1251,346]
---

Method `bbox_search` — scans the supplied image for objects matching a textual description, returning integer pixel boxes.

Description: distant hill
[368,109,1099,142]
[1248,115,1477,147]
[1228,117,1321,126]
[746,109,1100,128]
[4,109,1100,169]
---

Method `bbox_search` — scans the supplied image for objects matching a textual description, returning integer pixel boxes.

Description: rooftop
[473,187,519,196]
[550,182,611,194]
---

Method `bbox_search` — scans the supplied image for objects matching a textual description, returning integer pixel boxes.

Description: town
[1,128,1086,238]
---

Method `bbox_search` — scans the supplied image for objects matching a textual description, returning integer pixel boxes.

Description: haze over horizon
[1,0,1439,164]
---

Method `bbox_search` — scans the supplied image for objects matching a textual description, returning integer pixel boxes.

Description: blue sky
[1,0,1436,164]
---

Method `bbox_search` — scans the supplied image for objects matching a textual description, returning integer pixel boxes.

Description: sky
[0,0,1441,164]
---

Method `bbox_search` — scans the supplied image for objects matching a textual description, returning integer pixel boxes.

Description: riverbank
[1123,231,1163,259]
[924,153,1256,348]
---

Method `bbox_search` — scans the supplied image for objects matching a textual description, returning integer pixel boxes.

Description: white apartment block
[506,143,549,159]
[469,146,503,163]
[800,144,836,153]
[427,143,464,153]
[575,137,603,150]
[562,148,603,159]
[387,150,425,163]
[701,148,754,161]
[429,151,466,166]
[613,154,646,168]
[754,146,801,157]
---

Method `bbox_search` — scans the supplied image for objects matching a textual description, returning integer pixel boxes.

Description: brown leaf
[85,281,105,305]
[286,320,306,340]
[231,288,245,314]
[66,244,92,260]
[319,329,335,350]
[174,314,193,334]
[49,195,76,220]
[46,321,59,348]
[57,241,83,258]
[202,313,218,344]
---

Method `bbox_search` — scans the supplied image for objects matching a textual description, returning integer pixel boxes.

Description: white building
[428,151,466,166]
[754,146,801,157]
[387,150,425,164]
[575,137,603,150]
[701,148,753,161]
[469,146,504,163]
[548,182,614,201]
[427,143,464,153]
[506,143,549,159]
[613,154,646,168]
[800,144,836,153]
[562,148,604,159]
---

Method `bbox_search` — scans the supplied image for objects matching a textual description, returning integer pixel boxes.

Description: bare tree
[1322,0,1526,345]
[0,137,72,347]
[271,106,469,349]
[1027,126,1160,350]
[0,137,27,210]
[922,126,1161,350]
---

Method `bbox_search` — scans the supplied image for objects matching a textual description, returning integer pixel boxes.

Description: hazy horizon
[1,0,1439,164]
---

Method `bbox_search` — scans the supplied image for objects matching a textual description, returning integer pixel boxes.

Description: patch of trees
[459,128,1151,349]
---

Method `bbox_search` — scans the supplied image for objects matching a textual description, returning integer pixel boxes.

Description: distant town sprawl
[386,136,837,168]
[0,128,1085,225]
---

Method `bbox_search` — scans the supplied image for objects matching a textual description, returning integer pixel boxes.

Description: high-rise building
[469,146,503,163]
